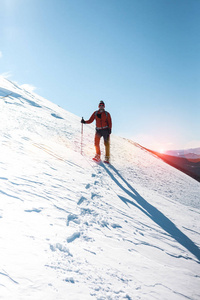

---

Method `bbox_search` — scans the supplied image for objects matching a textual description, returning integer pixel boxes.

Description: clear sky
[1,0,200,151]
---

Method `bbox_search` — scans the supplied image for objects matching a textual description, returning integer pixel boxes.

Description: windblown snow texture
[0,76,200,300]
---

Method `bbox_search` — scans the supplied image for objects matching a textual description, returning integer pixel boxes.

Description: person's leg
[94,131,101,158]
[103,130,110,161]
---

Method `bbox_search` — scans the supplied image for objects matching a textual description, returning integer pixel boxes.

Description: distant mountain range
[165,148,200,160]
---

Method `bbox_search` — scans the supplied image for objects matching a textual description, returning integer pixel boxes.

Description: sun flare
[159,149,165,154]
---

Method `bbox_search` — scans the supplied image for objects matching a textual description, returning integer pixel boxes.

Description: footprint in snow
[77,196,87,205]
[111,223,122,229]
[50,243,72,256]
[67,232,80,243]
[24,208,42,213]
[65,277,75,283]
[66,214,80,226]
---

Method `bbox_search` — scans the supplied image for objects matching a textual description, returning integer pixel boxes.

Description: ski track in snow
[0,76,200,299]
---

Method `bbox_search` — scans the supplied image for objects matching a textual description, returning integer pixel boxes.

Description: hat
[99,100,105,108]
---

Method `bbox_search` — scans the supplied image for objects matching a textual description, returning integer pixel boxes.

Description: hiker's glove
[108,128,111,134]
[81,118,86,124]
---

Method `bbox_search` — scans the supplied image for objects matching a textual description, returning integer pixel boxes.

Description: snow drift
[0,76,200,300]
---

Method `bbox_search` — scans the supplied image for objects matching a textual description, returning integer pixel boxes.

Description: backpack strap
[95,110,109,128]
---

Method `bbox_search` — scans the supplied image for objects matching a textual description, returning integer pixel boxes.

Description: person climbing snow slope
[81,100,112,163]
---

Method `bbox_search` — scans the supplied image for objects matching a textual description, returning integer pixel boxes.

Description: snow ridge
[0,77,200,299]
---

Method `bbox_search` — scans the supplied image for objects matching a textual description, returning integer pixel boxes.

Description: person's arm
[85,112,96,124]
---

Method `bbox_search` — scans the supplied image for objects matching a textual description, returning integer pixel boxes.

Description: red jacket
[85,110,112,131]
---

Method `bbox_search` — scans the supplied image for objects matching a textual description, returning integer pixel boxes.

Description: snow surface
[0,76,200,300]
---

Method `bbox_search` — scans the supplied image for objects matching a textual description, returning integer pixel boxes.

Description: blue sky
[1,0,200,151]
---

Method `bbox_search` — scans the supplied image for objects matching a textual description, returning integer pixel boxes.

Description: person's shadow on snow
[102,164,200,262]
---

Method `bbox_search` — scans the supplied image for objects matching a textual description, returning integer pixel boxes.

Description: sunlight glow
[159,149,165,154]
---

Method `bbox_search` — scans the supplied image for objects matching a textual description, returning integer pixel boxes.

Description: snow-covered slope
[0,76,200,300]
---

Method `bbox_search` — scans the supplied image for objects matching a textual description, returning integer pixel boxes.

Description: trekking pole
[81,117,84,155]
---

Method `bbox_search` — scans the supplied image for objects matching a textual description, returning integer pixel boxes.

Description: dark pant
[95,128,110,157]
